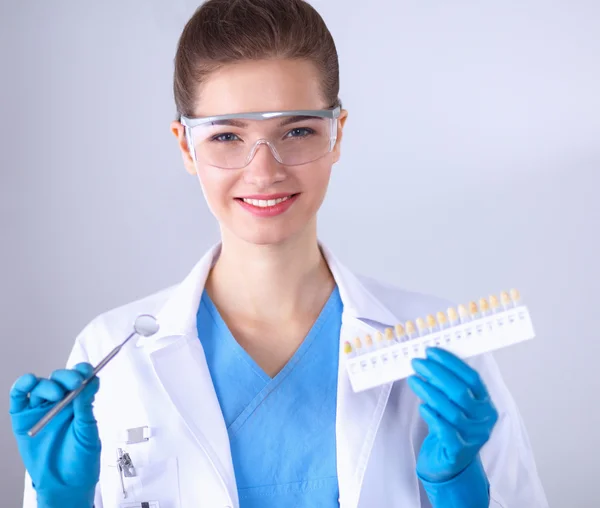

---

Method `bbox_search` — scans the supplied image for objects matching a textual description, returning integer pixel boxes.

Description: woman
[10,0,548,507]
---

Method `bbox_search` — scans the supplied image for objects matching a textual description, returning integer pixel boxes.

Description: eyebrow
[209,115,324,128]
[279,115,324,127]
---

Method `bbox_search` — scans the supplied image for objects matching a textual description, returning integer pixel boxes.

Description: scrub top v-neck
[197,286,343,508]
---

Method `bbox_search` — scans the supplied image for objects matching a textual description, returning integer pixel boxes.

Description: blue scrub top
[197,286,343,508]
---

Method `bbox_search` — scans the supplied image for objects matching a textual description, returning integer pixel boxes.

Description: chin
[219,211,315,246]
[233,223,304,246]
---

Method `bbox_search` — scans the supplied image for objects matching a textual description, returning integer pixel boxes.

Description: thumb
[419,404,466,460]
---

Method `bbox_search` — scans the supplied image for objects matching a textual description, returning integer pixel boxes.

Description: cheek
[302,161,333,200]
[195,167,236,213]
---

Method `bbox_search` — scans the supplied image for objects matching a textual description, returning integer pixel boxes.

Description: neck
[206,226,335,325]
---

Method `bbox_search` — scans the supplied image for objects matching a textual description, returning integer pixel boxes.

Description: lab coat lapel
[134,244,238,506]
[322,245,400,508]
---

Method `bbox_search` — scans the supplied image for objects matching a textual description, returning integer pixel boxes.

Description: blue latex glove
[9,363,101,508]
[407,347,498,486]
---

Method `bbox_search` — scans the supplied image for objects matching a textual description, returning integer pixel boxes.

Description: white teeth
[242,196,291,207]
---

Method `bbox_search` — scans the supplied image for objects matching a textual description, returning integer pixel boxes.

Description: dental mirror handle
[27,333,134,437]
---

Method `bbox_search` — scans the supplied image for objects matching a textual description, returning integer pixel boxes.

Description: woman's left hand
[407,347,499,484]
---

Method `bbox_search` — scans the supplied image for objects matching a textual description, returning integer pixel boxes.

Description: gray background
[1,0,598,506]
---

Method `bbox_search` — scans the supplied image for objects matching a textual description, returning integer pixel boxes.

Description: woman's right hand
[9,363,101,507]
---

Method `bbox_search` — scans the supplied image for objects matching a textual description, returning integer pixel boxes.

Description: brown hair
[173,0,341,119]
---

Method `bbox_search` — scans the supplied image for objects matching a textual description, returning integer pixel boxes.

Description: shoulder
[355,272,455,322]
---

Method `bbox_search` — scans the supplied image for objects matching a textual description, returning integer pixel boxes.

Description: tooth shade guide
[384,328,394,343]
[345,290,534,393]
[510,288,521,304]
[468,301,479,316]
[489,295,500,311]
[479,298,490,314]
[343,341,352,354]
[426,314,437,330]
[365,334,373,347]
[436,311,448,327]
[416,317,427,334]
[394,324,405,340]
[447,307,459,323]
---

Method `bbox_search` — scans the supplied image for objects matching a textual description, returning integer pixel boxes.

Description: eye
[286,127,315,138]
[211,133,240,142]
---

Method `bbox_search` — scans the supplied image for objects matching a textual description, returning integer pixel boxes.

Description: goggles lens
[185,113,338,169]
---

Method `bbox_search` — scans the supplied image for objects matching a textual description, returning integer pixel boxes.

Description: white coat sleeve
[469,353,549,508]
[22,325,104,508]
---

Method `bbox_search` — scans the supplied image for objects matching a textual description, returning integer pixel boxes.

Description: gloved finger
[29,379,67,408]
[424,347,489,400]
[71,363,100,439]
[9,374,39,413]
[411,357,495,422]
[408,375,479,429]
[73,376,100,445]
[71,363,99,404]
[418,404,466,459]
[459,419,497,444]
[409,375,496,444]
[50,369,86,392]
[72,362,94,380]
[73,376,100,419]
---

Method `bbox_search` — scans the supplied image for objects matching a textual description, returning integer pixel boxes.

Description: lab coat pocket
[100,456,181,508]
[134,457,181,508]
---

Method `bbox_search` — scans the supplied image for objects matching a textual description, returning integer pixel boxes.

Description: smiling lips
[236,193,299,217]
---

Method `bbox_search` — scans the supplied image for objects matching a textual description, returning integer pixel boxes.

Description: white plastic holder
[346,305,535,393]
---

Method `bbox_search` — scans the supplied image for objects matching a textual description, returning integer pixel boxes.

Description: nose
[242,141,286,188]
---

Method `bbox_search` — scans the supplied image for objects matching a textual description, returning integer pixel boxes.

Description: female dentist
[9,0,549,507]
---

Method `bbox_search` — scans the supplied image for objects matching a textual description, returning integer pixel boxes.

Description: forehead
[194,59,327,117]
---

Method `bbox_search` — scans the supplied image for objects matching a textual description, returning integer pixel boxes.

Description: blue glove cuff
[418,455,490,508]
[37,488,95,508]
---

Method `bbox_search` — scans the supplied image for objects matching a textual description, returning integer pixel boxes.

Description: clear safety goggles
[180,106,341,170]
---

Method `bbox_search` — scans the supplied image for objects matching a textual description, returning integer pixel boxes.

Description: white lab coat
[23,243,549,508]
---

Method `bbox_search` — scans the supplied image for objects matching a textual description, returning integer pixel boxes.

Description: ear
[170,121,196,176]
[331,109,349,164]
